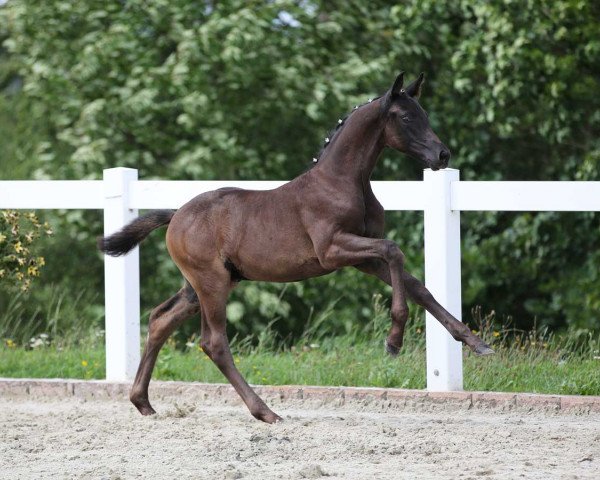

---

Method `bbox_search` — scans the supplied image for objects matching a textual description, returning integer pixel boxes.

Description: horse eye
[401,115,410,122]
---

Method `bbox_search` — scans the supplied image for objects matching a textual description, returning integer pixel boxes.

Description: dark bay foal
[99,72,493,424]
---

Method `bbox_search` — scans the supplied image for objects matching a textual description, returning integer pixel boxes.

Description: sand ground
[0,394,598,479]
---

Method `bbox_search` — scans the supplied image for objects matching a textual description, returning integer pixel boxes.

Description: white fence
[1,167,599,391]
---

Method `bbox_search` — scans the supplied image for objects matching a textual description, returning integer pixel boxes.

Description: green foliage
[1,0,599,337]
[2,0,395,180]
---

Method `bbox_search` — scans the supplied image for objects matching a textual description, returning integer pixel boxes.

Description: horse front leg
[403,271,494,355]
[317,233,410,356]
[356,260,494,355]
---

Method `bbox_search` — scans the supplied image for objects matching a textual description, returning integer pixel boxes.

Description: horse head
[382,72,451,171]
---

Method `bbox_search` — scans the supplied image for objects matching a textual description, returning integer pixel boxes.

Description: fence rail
[1,168,598,391]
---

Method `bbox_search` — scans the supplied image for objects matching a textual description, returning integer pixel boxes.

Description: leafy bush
[0,210,52,291]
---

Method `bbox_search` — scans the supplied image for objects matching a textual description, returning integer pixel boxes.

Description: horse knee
[383,240,404,265]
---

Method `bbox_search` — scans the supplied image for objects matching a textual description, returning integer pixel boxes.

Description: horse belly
[232,224,329,282]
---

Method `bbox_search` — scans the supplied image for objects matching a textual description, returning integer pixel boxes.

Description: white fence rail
[1,168,599,390]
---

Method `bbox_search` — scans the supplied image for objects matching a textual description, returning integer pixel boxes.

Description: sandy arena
[1,382,599,479]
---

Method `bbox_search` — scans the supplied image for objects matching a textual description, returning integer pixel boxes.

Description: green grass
[1,296,599,395]
[0,344,106,380]
[1,329,599,396]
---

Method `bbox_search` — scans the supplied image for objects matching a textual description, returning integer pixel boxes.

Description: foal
[99,72,493,423]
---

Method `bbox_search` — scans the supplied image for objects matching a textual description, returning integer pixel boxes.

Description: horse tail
[97,209,175,256]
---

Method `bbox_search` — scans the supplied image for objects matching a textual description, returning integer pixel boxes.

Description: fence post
[103,167,140,381]
[423,168,463,391]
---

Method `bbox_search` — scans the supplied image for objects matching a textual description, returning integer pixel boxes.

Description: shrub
[0,210,52,291]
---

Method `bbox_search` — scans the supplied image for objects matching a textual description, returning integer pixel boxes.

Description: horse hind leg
[190,271,282,424]
[130,282,200,415]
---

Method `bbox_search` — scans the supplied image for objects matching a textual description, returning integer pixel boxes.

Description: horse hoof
[132,399,157,416]
[385,339,401,357]
[253,409,283,424]
[473,343,495,356]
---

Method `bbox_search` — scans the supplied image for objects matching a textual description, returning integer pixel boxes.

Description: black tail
[98,210,175,256]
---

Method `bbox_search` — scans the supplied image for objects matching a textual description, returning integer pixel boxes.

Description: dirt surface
[0,395,599,480]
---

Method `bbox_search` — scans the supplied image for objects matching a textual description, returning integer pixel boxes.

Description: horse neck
[314,99,386,183]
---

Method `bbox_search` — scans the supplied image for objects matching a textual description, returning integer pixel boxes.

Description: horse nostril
[439,149,450,165]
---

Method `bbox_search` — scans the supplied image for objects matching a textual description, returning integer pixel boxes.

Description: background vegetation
[2,304,599,395]
[1,1,599,350]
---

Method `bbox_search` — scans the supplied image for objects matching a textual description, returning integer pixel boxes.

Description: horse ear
[405,72,425,99]
[390,72,405,97]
